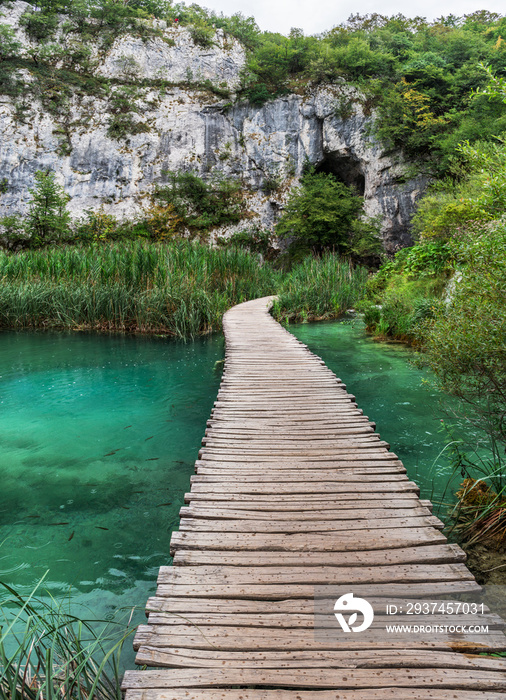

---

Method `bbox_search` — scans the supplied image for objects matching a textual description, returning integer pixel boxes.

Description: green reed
[0,576,135,700]
[0,241,281,337]
[272,253,369,323]
[0,243,369,336]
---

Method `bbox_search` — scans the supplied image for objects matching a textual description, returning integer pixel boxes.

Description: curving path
[122,297,506,699]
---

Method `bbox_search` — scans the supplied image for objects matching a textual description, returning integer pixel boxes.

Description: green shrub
[24,171,71,247]
[0,24,22,59]
[20,10,58,41]
[420,220,506,446]
[275,170,371,259]
[0,214,28,250]
[155,171,245,233]
[189,20,214,48]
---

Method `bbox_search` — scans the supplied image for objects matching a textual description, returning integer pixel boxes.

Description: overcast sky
[197,0,504,35]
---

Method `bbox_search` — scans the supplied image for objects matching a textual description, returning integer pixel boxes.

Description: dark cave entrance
[314,153,365,196]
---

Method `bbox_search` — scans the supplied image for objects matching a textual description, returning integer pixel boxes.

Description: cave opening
[314,153,365,196]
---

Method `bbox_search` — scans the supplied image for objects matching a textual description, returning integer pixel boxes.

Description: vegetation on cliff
[362,70,506,547]
[1,1,505,173]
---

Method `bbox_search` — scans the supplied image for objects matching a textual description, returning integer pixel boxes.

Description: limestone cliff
[0,1,427,251]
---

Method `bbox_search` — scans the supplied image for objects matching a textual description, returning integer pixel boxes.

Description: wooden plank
[195,460,404,470]
[194,466,407,476]
[177,515,445,532]
[187,481,419,494]
[184,492,422,504]
[172,544,467,567]
[133,626,505,653]
[122,667,506,690]
[132,646,506,670]
[155,580,481,599]
[190,474,410,483]
[157,563,473,585]
[197,454,404,464]
[145,595,492,618]
[169,528,448,554]
[144,611,502,629]
[125,690,506,700]
[178,506,432,521]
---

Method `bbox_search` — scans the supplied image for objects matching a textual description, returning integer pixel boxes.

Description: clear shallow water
[0,330,223,651]
[290,318,465,506]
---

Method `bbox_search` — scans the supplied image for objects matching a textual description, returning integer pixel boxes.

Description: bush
[0,214,28,250]
[24,171,71,247]
[189,20,214,48]
[420,221,506,446]
[0,24,22,59]
[275,170,363,256]
[20,10,58,41]
[155,171,245,233]
[361,240,451,339]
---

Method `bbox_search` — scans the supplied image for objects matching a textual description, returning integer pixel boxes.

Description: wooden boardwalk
[122,297,506,699]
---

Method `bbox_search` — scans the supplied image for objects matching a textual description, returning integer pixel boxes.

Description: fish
[104,450,120,456]
[68,531,75,541]
[146,458,159,461]
[124,425,132,429]
[145,436,154,441]
[156,503,172,507]
[132,491,144,494]
[120,506,130,510]
[95,526,109,530]
[48,522,70,526]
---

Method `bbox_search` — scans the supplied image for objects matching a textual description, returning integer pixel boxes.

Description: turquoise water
[290,318,464,506]
[0,331,223,640]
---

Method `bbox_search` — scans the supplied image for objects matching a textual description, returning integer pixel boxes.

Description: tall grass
[272,253,369,323]
[0,243,369,336]
[0,241,281,338]
[0,576,136,699]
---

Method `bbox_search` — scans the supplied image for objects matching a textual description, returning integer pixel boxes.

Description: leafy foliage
[155,171,246,232]
[413,136,506,239]
[24,170,71,247]
[421,222,506,446]
[275,170,380,263]
[0,24,22,59]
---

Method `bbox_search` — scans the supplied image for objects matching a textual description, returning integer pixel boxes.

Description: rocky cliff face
[0,1,427,251]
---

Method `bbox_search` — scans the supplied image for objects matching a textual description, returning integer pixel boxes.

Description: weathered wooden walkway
[122,297,506,698]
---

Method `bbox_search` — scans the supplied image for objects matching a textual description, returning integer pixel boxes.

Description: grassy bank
[0,241,369,337]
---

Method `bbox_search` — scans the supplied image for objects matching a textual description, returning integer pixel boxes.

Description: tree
[25,170,71,246]
[275,171,363,256]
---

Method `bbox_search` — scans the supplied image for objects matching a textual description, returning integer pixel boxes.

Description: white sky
[197,0,505,35]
